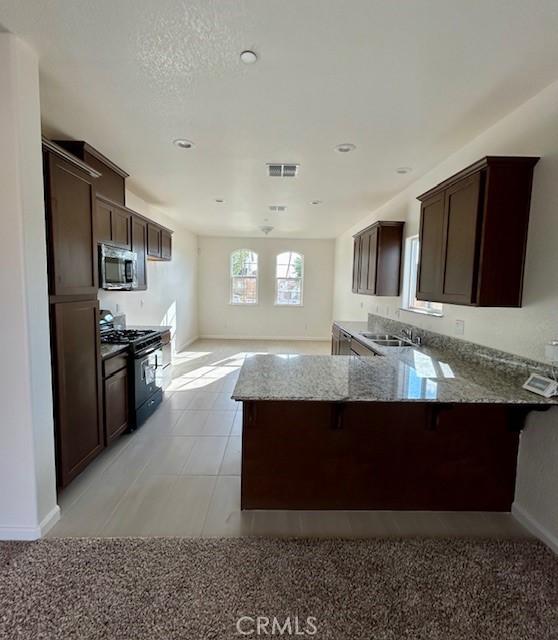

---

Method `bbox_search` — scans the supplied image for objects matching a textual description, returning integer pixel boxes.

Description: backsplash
[367,313,554,379]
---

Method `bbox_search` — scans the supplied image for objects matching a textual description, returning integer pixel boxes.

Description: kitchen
[1,2,558,638]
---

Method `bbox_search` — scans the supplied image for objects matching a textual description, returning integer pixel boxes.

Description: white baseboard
[40,504,61,536]
[0,505,60,541]
[512,501,558,554]
[176,335,200,351]
[199,334,330,342]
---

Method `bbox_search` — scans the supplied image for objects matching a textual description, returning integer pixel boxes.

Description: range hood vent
[267,163,299,177]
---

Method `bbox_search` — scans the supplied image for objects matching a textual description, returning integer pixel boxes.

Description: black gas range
[100,312,171,429]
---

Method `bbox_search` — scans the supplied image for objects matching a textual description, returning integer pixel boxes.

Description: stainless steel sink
[359,333,399,340]
[359,332,414,347]
[372,339,414,347]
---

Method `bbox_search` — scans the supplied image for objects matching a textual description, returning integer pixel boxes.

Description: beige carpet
[1,537,557,639]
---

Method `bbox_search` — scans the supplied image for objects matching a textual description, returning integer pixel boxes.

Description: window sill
[229,302,259,306]
[400,307,444,318]
[273,303,304,307]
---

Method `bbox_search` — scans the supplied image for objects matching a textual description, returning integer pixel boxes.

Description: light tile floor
[49,339,531,539]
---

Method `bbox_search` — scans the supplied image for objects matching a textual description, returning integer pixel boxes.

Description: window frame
[401,235,443,317]
[229,249,259,306]
[274,251,304,307]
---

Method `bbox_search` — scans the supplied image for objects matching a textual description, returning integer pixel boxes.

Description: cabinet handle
[331,403,345,430]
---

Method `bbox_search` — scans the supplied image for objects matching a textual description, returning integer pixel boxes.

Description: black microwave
[99,244,138,290]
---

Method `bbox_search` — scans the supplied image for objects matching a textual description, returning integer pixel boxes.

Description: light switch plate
[455,319,465,335]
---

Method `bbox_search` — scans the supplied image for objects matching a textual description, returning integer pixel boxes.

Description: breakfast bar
[232,323,556,511]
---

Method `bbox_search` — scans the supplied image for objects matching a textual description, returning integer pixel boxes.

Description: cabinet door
[357,231,370,293]
[104,368,129,444]
[351,236,361,293]
[358,228,378,295]
[416,192,445,302]
[111,207,132,249]
[131,216,148,289]
[440,174,482,304]
[52,299,103,488]
[161,229,172,260]
[47,154,98,296]
[95,199,113,245]
[147,223,161,258]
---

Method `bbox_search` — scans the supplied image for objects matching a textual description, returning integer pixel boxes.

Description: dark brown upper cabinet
[147,223,161,258]
[95,197,132,250]
[352,221,404,296]
[131,216,148,290]
[161,229,172,260]
[146,224,172,261]
[53,140,129,205]
[44,147,99,297]
[416,156,539,307]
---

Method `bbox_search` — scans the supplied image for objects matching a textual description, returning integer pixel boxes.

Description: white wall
[332,78,558,551]
[98,191,199,352]
[198,237,334,340]
[0,34,58,539]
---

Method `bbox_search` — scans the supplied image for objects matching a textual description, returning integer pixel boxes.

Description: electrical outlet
[455,319,465,336]
[140,299,144,308]
[115,303,120,313]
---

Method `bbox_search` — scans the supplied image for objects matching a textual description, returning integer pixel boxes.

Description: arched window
[275,251,304,305]
[230,249,258,304]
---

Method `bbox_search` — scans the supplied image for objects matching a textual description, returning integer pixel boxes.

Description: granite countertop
[100,325,172,360]
[232,320,558,405]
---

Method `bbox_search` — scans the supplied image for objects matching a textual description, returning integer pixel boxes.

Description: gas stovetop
[100,329,157,345]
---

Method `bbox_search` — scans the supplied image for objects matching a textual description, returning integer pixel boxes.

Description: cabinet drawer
[103,354,128,378]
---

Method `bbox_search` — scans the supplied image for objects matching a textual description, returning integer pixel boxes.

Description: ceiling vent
[269,205,287,213]
[267,163,299,177]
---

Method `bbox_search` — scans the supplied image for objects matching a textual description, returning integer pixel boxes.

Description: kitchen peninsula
[233,316,557,512]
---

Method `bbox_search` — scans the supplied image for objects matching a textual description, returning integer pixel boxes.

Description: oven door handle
[135,345,161,359]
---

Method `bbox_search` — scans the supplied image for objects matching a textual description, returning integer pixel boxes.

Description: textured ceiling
[2,0,558,237]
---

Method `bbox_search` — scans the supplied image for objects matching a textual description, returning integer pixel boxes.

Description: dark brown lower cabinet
[51,299,104,488]
[241,400,523,511]
[103,357,129,444]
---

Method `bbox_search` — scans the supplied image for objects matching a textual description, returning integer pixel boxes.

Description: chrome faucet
[401,327,422,346]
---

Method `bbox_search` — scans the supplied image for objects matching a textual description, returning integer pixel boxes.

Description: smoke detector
[267,163,299,177]
[260,225,274,235]
[269,205,287,213]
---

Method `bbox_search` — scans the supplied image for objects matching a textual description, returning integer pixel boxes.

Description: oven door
[100,245,138,290]
[134,346,163,409]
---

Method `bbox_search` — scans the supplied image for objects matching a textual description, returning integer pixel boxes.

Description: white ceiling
[2,1,558,238]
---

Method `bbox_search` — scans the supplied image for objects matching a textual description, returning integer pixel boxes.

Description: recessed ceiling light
[335,143,356,153]
[396,166,412,174]
[240,50,258,64]
[311,200,322,205]
[173,139,195,149]
[215,198,224,203]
